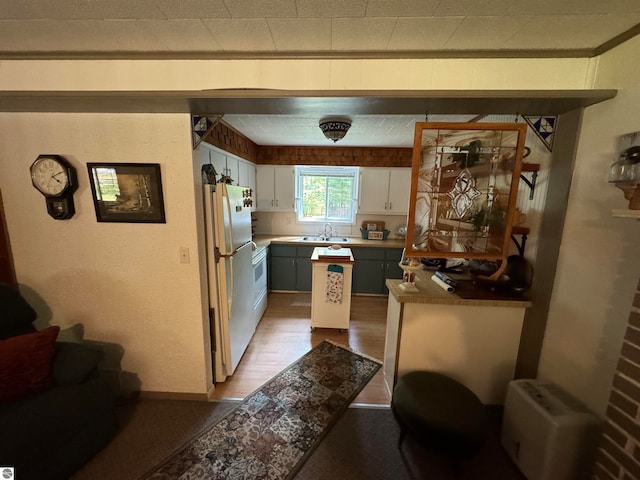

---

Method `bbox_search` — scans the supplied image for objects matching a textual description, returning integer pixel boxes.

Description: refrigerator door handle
[223,185,234,254]
[227,254,234,319]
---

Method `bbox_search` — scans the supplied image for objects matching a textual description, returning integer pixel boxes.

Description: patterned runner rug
[142,340,381,480]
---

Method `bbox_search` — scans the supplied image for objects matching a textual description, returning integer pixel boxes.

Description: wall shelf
[520,163,540,200]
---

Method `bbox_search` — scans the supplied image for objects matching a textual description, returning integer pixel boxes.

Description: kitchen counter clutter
[384,269,532,405]
[386,269,532,308]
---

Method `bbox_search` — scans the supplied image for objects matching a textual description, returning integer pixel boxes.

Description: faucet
[322,223,335,239]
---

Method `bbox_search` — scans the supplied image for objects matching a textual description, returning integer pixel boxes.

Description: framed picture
[87,163,166,223]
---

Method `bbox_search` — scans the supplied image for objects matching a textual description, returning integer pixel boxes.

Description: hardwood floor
[210,292,391,405]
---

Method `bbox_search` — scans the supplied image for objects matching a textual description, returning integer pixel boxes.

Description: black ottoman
[391,371,488,455]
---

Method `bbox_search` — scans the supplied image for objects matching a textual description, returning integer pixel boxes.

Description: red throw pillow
[0,326,60,403]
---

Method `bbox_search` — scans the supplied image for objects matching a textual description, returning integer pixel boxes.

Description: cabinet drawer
[296,245,316,258]
[350,247,385,260]
[385,248,405,262]
[270,244,296,257]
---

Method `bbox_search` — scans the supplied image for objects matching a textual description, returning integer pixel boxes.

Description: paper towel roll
[431,274,455,292]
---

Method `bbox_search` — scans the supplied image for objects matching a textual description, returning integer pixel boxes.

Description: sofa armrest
[53,342,101,386]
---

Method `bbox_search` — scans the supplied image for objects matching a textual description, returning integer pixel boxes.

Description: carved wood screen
[405,122,527,263]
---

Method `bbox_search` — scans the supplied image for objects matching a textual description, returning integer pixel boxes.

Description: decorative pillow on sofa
[0,326,60,403]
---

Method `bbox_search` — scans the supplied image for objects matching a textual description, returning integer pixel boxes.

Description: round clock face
[31,156,70,197]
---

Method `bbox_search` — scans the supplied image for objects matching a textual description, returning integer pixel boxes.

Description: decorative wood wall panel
[204,121,259,163]
[256,146,412,167]
[202,120,412,167]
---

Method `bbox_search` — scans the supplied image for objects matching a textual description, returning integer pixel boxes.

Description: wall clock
[30,155,78,220]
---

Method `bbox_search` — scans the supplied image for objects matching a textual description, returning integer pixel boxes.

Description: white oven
[252,246,268,328]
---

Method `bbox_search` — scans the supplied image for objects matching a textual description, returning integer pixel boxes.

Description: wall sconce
[319,118,351,143]
[609,146,640,209]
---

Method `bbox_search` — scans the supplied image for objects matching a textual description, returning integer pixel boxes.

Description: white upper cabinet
[209,149,228,182]
[207,145,254,184]
[256,165,295,211]
[237,159,255,189]
[204,144,257,209]
[359,167,411,215]
[387,168,412,214]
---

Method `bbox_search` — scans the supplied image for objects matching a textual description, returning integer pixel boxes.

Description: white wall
[0,112,210,395]
[537,35,640,417]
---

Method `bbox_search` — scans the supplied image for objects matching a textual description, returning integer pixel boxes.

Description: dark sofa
[0,284,118,480]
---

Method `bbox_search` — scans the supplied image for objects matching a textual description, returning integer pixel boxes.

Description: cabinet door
[296,258,312,291]
[387,169,411,215]
[352,259,385,294]
[209,149,228,181]
[238,158,253,188]
[270,256,297,291]
[296,245,315,291]
[273,166,295,211]
[256,166,275,211]
[226,156,239,186]
[384,251,405,294]
[359,168,389,214]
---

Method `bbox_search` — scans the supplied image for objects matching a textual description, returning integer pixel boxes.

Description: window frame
[294,165,360,225]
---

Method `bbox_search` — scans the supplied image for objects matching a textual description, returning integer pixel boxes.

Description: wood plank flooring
[210,292,391,405]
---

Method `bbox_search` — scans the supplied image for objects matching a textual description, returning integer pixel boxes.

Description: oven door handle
[252,248,267,266]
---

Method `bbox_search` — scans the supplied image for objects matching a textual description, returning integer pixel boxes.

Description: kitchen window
[295,166,359,224]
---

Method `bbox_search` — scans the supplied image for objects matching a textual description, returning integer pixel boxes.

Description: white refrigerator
[203,183,255,383]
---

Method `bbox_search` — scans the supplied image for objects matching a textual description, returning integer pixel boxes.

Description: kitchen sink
[300,236,350,243]
[326,237,350,243]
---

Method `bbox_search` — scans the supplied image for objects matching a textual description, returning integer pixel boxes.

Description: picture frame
[87,163,166,223]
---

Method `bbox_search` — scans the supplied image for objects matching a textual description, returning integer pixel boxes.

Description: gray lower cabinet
[384,248,405,293]
[269,244,314,291]
[351,246,405,294]
[296,246,315,291]
[269,244,405,294]
[351,247,385,294]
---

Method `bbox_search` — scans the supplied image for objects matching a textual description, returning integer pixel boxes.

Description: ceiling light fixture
[319,118,351,143]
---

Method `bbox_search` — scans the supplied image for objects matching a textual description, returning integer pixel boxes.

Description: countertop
[252,234,406,249]
[386,270,532,308]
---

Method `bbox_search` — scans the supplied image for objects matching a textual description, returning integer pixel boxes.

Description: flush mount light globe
[319,119,351,143]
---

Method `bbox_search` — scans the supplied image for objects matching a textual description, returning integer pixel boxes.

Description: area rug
[142,340,381,480]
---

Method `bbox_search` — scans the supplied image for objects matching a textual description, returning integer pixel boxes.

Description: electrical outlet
[180,247,190,264]
[286,216,292,225]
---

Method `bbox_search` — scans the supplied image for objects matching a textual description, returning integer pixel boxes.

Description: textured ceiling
[0,0,639,57]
